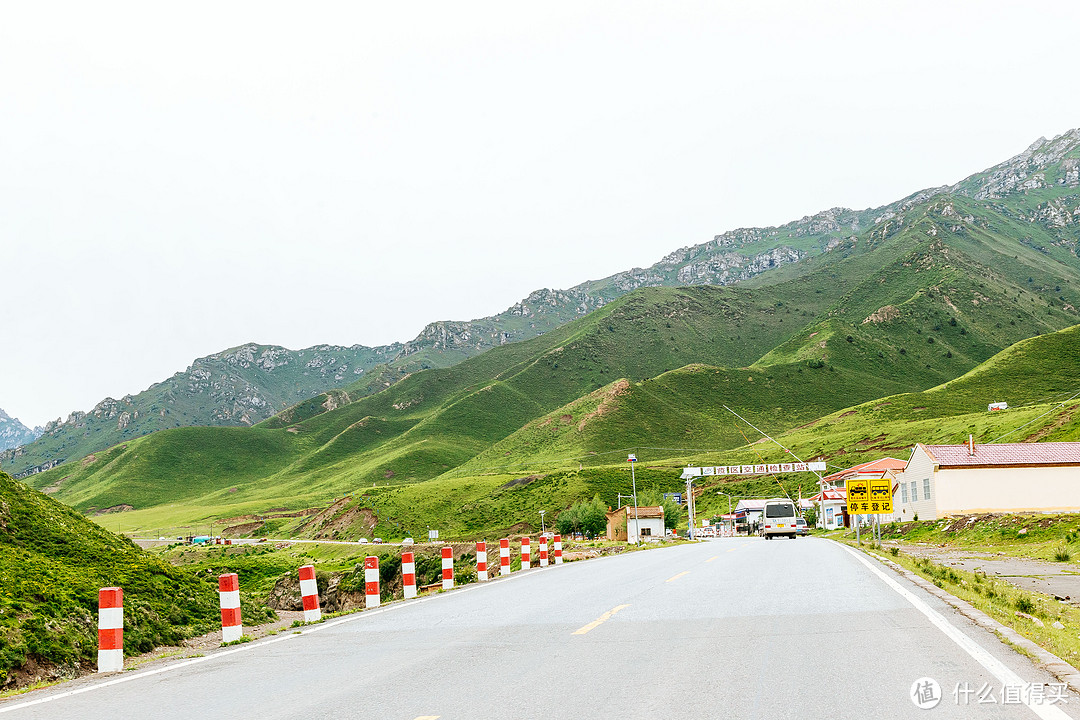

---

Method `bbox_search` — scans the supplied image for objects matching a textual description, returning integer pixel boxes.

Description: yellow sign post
[846,479,868,514]
[846,479,893,515]
[869,478,894,514]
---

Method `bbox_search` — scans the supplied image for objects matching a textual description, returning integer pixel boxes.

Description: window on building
[640,527,652,536]
[910,481,918,502]
[923,478,931,500]
[901,484,909,503]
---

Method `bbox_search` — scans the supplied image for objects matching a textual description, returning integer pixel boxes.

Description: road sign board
[868,478,894,514]
[846,478,893,514]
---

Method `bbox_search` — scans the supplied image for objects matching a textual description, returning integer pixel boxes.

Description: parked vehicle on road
[795,518,808,536]
[761,499,798,539]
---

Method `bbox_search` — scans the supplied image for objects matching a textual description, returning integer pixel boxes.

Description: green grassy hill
[0,471,247,689]
[20,132,1080,540]
[282,315,1080,540]
[25,197,1080,535]
[26,284,848,517]
[1,343,401,478]
[10,132,1079,488]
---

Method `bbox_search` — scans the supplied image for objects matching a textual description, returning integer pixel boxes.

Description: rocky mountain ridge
[7,130,1080,476]
[1,343,401,476]
[0,408,41,452]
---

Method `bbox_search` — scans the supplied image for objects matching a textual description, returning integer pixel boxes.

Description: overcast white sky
[3,0,1079,429]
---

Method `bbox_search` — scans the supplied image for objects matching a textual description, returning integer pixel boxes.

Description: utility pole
[717,492,732,536]
[686,475,695,539]
[628,454,639,543]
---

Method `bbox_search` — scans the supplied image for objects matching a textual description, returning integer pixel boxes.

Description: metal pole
[716,492,732,536]
[686,476,695,539]
[629,455,639,544]
[855,515,860,544]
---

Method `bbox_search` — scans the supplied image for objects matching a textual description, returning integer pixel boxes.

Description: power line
[988,390,1080,444]
[445,443,788,476]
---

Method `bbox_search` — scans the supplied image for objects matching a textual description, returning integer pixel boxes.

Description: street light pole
[628,454,639,544]
[686,475,694,539]
[716,492,732,535]
[539,510,546,536]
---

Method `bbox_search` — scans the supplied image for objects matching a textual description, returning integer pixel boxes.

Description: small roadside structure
[808,487,847,529]
[810,457,908,529]
[734,499,768,532]
[606,505,665,543]
[891,441,1080,521]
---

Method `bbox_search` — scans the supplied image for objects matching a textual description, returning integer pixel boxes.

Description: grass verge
[854,541,1080,668]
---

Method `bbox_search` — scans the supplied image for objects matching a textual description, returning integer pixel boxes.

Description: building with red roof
[819,457,909,488]
[809,457,908,529]
[892,441,1080,520]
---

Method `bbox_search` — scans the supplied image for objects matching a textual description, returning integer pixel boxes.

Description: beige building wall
[937,466,1080,514]
[891,447,940,521]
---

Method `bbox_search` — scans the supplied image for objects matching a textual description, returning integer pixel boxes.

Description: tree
[556,496,607,538]
[556,505,579,536]
[580,496,608,538]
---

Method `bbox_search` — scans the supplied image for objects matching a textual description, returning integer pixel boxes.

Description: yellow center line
[726,548,736,552]
[572,604,631,635]
[666,571,690,583]
[706,555,719,563]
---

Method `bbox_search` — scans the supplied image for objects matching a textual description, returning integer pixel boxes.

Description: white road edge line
[839,543,1072,720]
[0,568,538,715]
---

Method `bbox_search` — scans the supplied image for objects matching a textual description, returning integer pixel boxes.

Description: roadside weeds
[851,541,1080,693]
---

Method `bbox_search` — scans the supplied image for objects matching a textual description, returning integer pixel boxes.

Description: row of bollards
[97,535,564,672]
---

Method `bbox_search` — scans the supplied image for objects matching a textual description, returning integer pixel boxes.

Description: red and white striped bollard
[441,546,454,590]
[476,541,488,581]
[554,534,563,564]
[98,587,123,672]
[298,564,321,622]
[521,537,531,569]
[365,556,380,608]
[219,573,242,643]
[500,538,511,576]
[539,536,549,567]
[402,552,417,599]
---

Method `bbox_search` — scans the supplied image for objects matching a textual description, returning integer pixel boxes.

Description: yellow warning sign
[846,478,893,514]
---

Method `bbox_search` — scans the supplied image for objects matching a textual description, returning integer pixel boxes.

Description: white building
[808,488,847,530]
[605,506,666,543]
[891,442,1080,521]
[734,499,768,531]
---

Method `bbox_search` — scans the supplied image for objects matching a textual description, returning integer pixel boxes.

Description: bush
[1054,545,1072,562]
[1015,595,1036,614]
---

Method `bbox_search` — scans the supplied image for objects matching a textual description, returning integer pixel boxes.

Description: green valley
[14,130,1080,544]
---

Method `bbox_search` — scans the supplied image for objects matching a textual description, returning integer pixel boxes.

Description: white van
[761,498,798,540]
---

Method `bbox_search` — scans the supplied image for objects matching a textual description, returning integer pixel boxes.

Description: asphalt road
[3,537,1078,719]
